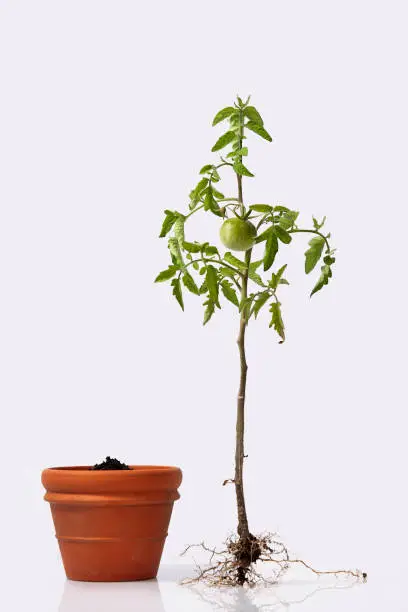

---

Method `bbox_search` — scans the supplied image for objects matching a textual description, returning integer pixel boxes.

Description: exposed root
[180,533,367,588]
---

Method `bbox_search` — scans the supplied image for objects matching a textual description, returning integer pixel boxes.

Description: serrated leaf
[263,233,279,271]
[219,266,236,279]
[310,264,332,297]
[212,187,225,200]
[159,211,176,238]
[205,265,220,307]
[183,241,202,253]
[212,107,236,126]
[305,236,325,274]
[203,298,215,325]
[252,291,270,319]
[174,215,185,246]
[212,131,236,152]
[248,269,266,287]
[278,210,299,230]
[168,237,184,266]
[270,264,288,290]
[204,188,220,214]
[275,226,292,244]
[249,259,263,271]
[203,244,219,256]
[221,279,239,307]
[227,147,248,158]
[154,265,178,282]
[313,216,326,231]
[250,204,273,213]
[239,294,255,314]
[244,106,264,125]
[269,302,285,342]
[171,278,184,311]
[200,164,213,174]
[190,177,209,208]
[233,161,254,177]
[183,272,199,295]
[246,121,272,141]
[224,252,247,271]
[255,227,274,244]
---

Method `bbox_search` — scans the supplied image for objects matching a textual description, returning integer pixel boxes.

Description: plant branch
[183,258,243,277]
[289,228,331,251]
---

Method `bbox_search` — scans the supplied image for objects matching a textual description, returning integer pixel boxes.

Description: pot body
[42,465,182,582]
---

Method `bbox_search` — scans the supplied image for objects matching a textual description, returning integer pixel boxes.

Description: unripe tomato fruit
[219,218,257,252]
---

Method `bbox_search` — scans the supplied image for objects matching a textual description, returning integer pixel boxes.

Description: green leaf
[204,188,220,214]
[221,279,239,307]
[183,272,199,295]
[305,236,325,274]
[275,226,292,244]
[249,259,263,271]
[278,210,299,230]
[250,204,273,213]
[212,107,236,126]
[270,264,288,289]
[311,264,332,297]
[227,147,248,158]
[252,291,270,319]
[263,233,279,271]
[183,241,202,253]
[233,161,254,177]
[274,205,290,213]
[190,177,209,208]
[168,237,184,266]
[219,266,236,279]
[246,121,272,142]
[269,302,285,342]
[159,211,176,238]
[239,294,255,318]
[255,227,274,244]
[244,106,264,125]
[313,216,326,231]
[171,278,184,311]
[200,164,213,174]
[203,298,215,325]
[248,269,266,287]
[212,187,225,200]
[199,281,207,294]
[205,265,220,307]
[229,113,240,129]
[174,215,185,246]
[154,265,178,282]
[224,252,247,271]
[212,131,236,152]
[203,244,219,256]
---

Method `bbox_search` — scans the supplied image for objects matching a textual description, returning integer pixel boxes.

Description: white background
[0,1,407,610]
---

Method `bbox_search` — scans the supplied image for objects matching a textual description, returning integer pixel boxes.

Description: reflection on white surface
[57,565,365,612]
[187,579,361,611]
[59,579,165,612]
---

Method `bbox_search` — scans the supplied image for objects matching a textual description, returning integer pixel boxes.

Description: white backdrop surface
[0,1,407,610]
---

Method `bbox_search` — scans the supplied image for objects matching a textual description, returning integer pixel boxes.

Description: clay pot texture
[42,465,182,582]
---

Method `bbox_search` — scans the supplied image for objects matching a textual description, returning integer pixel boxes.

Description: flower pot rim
[44,465,181,474]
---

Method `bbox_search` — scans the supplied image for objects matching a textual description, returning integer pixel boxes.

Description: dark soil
[91,456,131,470]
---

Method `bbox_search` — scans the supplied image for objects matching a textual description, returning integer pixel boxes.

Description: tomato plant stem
[234,108,251,540]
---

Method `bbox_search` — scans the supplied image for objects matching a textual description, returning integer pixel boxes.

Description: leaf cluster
[156,96,336,342]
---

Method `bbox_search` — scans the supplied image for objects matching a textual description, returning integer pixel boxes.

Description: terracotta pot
[42,465,182,582]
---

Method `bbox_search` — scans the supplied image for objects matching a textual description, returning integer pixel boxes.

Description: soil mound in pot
[91,456,131,470]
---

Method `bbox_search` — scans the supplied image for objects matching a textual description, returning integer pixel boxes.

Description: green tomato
[219,218,257,252]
